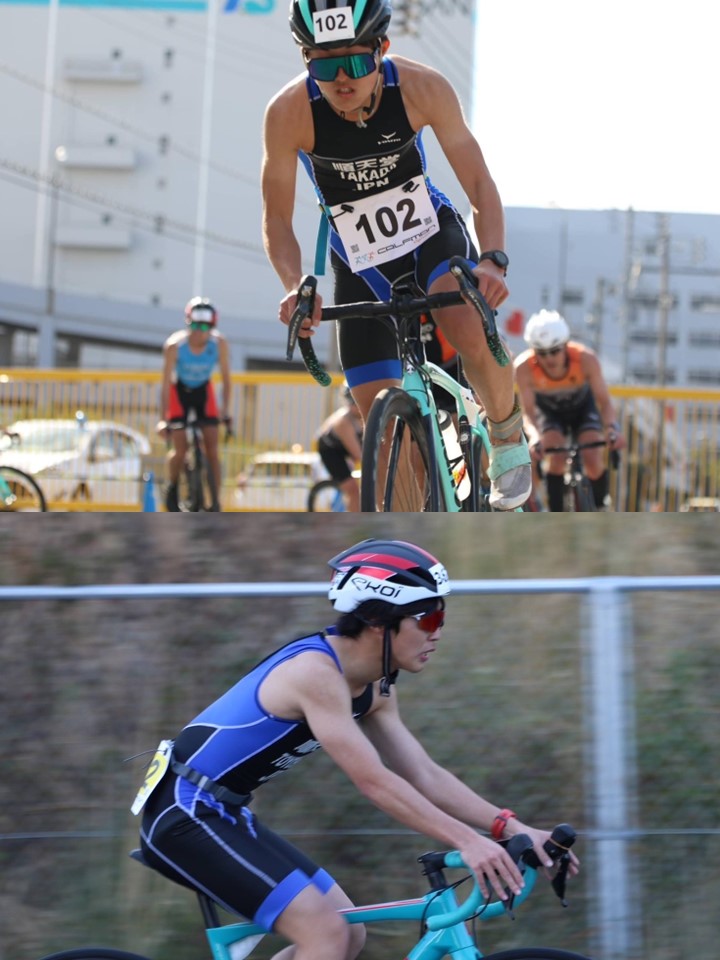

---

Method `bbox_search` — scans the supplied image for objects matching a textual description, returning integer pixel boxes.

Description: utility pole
[654,213,672,505]
[656,213,672,387]
[590,277,605,353]
[620,208,635,382]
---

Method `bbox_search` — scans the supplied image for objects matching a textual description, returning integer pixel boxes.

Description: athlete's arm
[269,653,525,897]
[159,338,177,426]
[218,335,232,422]
[582,351,625,449]
[362,686,573,874]
[332,411,363,463]
[402,62,507,305]
[514,359,541,434]
[262,83,324,333]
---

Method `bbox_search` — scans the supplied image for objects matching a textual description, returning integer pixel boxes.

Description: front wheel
[0,466,47,511]
[482,949,593,960]
[361,388,443,512]
[37,949,153,960]
[573,477,597,512]
[178,463,202,512]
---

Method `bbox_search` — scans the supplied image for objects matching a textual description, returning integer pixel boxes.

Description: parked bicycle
[36,824,591,960]
[541,440,620,513]
[307,476,345,511]
[162,413,232,512]
[307,468,362,512]
[0,464,47,511]
[287,256,516,513]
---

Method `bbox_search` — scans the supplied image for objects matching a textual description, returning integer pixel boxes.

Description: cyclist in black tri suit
[315,384,363,511]
[136,539,578,960]
[262,0,531,510]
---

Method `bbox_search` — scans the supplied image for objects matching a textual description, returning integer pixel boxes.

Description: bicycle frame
[204,867,538,960]
[0,470,14,505]
[401,358,489,512]
[286,256,518,513]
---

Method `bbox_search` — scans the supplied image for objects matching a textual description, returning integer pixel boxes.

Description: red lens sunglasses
[410,606,445,633]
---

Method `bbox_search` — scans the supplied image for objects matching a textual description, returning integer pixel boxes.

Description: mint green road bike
[37,825,591,960]
[286,256,519,513]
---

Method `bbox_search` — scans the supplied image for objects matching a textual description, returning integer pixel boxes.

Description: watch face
[483,250,509,269]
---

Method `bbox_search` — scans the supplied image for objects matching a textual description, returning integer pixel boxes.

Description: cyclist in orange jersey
[514,310,625,512]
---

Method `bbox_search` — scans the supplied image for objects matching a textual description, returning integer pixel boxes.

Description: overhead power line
[0,157,267,260]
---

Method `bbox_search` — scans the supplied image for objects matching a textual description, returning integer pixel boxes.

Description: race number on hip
[331,176,440,273]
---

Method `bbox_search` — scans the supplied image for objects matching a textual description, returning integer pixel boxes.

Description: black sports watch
[479,250,509,275]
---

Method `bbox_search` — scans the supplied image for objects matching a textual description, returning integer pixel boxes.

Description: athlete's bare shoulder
[392,55,460,125]
[165,329,188,349]
[264,72,314,150]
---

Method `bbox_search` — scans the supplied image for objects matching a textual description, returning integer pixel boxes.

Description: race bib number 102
[312,6,355,43]
[331,176,440,273]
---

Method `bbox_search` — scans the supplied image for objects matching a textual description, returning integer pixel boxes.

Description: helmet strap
[379,625,398,697]
[355,69,383,128]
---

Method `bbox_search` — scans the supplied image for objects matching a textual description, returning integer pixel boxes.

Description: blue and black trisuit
[139,631,373,930]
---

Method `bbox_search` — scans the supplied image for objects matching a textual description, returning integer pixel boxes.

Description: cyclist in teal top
[261,0,531,510]
[158,297,231,512]
[137,538,578,960]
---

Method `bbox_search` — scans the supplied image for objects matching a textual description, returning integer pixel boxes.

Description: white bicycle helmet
[328,539,450,696]
[328,539,450,613]
[523,310,570,351]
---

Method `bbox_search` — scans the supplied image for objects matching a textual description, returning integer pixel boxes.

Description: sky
[473,1,717,215]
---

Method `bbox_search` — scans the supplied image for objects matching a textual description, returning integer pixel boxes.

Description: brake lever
[286,275,317,362]
[551,854,571,907]
[501,833,534,917]
[518,824,575,908]
[448,257,510,367]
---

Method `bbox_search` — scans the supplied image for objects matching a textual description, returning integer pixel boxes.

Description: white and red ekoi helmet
[327,539,450,613]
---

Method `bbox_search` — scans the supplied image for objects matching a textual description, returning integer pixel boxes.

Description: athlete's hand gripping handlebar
[285,276,332,387]
[448,256,510,368]
[424,824,577,931]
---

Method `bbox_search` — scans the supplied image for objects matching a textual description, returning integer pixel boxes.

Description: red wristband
[491,808,517,841]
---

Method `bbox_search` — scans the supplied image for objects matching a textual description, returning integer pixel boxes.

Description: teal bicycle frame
[205,858,538,960]
[400,356,491,512]
[285,256,519,513]
[0,471,15,506]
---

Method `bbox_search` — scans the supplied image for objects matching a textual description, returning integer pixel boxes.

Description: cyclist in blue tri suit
[137,539,578,960]
[158,297,231,512]
[262,0,531,510]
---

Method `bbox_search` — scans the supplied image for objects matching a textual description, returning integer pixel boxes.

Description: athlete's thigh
[332,255,400,377]
[272,881,352,946]
[577,426,605,473]
[145,804,332,925]
[414,203,478,292]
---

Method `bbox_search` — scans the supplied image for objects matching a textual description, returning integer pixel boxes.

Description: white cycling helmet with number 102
[523,310,570,351]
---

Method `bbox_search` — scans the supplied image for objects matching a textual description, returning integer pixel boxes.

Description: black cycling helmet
[289,0,392,50]
[185,297,218,327]
[328,539,450,695]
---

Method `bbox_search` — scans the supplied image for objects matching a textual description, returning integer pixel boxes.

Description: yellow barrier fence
[0,370,345,512]
[610,385,720,512]
[1,370,718,511]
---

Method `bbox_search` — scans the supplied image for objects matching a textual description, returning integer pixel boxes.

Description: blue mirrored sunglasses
[306,51,377,82]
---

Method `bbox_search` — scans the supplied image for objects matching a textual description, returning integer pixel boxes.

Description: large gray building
[1,0,719,386]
